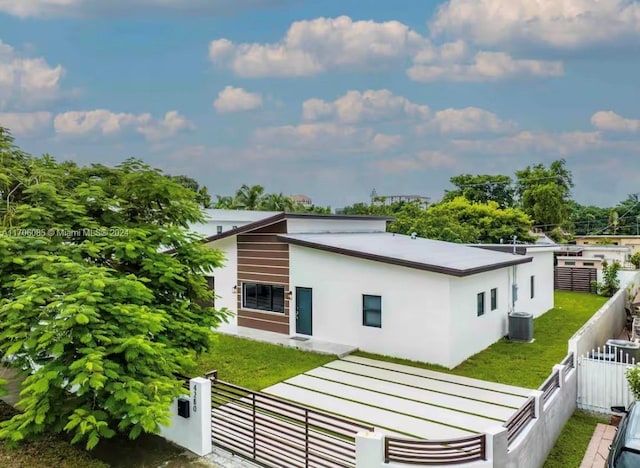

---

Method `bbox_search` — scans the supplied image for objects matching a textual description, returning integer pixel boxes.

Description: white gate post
[484,426,508,467]
[160,377,212,456]
[355,430,384,468]
[553,364,566,387]
[530,390,544,418]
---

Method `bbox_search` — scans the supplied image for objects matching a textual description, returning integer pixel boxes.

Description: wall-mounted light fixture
[233,285,238,293]
[286,290,293,299]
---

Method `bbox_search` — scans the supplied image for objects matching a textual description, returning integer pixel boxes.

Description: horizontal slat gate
[554,267,597,293]
[209,374,373,468]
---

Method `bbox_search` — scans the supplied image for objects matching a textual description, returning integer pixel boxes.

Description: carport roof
[278,232,532,277]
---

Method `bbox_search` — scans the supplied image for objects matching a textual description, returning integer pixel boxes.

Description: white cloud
[0,40,65,110]
[422,107,516,134]
[302,89,430,123]
[374,151,457,173]
[370,134,404,152]
[254,122,376,150]
[452,130,604,156]
[209,16,428,77]
[0,111,52,136]
[137,110,195,141]
[430,0,640,49]
[213,86,263,113]
[0,0,292,18]
[54,109,193,141]
[408,51,563,82]
[591,111,640,133]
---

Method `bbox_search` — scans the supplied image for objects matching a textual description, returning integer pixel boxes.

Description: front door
[295,287,313,335]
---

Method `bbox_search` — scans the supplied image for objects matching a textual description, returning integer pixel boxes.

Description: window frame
[477,292,485,317]
[490,288,498,311]
[216,225,223,234]
[242,282,285,314]
[362,294,382,328]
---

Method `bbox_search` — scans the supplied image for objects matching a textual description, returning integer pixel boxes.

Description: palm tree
[261,193,295,211]
[214,195,236,209]
[234,184,265,210]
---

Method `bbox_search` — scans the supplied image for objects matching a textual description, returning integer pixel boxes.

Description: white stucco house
[191,210,555,369]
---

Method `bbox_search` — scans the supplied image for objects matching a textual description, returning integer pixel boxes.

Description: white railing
[577,347,636,414]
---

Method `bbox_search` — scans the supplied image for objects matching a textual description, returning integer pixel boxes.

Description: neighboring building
[198,211,555,368]
[190,209,280,237]
[530,231,555,245]
[574,235,640,255]
[289,194,312,207]
[373,194,430,206]
[555,245,630,265]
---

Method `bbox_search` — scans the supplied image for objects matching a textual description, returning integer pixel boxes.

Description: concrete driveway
[262,355,533,439]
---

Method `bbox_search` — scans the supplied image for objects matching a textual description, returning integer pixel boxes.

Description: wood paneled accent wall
[236,220,290,334]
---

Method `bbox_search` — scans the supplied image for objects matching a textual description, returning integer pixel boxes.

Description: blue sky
[1,0,640,209]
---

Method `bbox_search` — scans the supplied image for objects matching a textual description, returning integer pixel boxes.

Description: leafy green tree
[515,159,574,230]
[444,174,515,208]
[629,252,640,270]
[568,202,610,235]
[390,197,534,244]
[168,175,212,209]
[0,130,229,449]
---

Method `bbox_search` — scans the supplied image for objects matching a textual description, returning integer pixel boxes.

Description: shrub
[595,260,621,297]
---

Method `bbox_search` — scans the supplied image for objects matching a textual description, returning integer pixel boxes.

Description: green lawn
[186,333,337,390]
[544,410,609,468]
[355,291,608,388]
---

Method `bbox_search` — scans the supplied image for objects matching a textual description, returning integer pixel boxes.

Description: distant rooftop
[279,232,531,277]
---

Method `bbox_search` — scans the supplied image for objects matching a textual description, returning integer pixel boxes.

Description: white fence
[577,349,636,414]
[568,271,640,359]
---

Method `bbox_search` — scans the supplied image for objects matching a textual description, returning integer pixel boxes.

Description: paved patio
[215,326,357,357]
[580,423,616,468]
[262,355,533,439]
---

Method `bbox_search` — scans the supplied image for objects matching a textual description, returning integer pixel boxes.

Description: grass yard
[355,291,608,389]
[186,333,337,390]
[543,410,609,468]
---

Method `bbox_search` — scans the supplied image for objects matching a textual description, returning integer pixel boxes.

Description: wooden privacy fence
[207,370,373,468]
[384,434,486,465]
[554,267,597,293]
[577,348,636,414]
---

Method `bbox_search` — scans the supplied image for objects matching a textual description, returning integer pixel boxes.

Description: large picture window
[363,295,382,328]
[243,283,285,313]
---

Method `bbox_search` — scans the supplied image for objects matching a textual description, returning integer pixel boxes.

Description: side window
[363,295,382,328]
[477,292,485,317]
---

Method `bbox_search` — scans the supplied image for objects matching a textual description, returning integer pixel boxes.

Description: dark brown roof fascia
[278,236,532,277]
[201,212,287,243]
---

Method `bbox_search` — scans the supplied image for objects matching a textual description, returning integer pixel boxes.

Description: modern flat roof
[201,212,393,243]
[279,232,531,277]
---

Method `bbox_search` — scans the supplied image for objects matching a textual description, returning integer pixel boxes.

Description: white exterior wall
[448,269,511,368]
[204,236,238,333]
[514,250,555,318]
[582,247,629,263]
[289,245,454,366]
[286,218,387,234]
